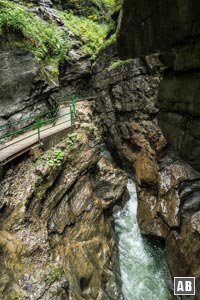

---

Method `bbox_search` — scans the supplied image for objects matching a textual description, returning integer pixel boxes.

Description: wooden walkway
[0,106,71,164]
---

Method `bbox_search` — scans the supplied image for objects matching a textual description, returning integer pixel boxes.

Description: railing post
[72,95,76,115]
[36,114,41,145]
[70,105,73,126]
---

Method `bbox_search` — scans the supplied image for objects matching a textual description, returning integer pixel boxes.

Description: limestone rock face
[58,54,94,99]
[117,0,200,173]
[0,102,128,300]
[92,42,200,299]
[117,1,200,297]
[0,39,57,133]
[117,0,200,59]
[92,43,168,240]
[157,73,200,171]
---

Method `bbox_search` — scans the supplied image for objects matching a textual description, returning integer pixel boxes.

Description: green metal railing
[57,92,80,104]
[0,95,76,151]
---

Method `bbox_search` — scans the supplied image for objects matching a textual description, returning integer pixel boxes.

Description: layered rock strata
[0,101,128,300]
[92,43,200,299]
[117,0,200,172]
[0,36,57,134]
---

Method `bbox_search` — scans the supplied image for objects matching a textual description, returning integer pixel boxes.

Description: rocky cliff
[92,43,169,239]
[117,0,200,173]
[0,101,128,300]
[117,1,200,298]
[2,0,200,298]
[0,2,132,300]
[0,0,111,134]
[0,37,57,132]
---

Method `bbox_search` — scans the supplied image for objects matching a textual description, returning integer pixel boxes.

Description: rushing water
[114,179,172,300]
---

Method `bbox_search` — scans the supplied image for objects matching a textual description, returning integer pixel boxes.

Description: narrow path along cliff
[0,105,71,163]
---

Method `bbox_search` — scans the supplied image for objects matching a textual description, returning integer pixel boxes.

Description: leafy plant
[57,10,108,56]
[40,149,65,167]
[48,159,55,167]
[52,149,65,166]
[67,132,78,138]
[67,139,74,148]
[0,0,69,63]
[101,0,121,9]
[66,132,79,149]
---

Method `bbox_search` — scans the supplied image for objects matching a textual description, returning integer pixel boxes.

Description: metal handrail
[0,93,77,130]
[0,95,76,151]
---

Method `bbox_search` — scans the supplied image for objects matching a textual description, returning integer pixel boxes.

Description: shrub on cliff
[57,10,107,56]
[55,0,120,22]
[0,0,69,62]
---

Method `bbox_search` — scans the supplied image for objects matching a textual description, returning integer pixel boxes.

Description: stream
[114,178,172,300]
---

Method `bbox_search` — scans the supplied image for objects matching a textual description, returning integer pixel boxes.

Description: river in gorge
[114,178,172,300]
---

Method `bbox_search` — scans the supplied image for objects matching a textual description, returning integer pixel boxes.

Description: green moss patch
[0,0,121,74]
[57,10,108,56]
[0,0,69,63]
[108,58,132,71]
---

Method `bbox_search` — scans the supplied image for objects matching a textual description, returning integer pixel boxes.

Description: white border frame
[174,277,195,295]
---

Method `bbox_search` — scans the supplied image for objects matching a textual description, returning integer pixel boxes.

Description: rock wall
[157,58,200,172]
[0,0,109,136]
[92,43,166,239]
[92,42,200,299]
[117,0,200,59]
[0,34,57,133]
[58,54,94,99]
[0,101,128,300]
[117,0,200,173]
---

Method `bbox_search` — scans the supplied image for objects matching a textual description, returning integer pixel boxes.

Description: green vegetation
[0,0,69,63]
[46,267,63,283]
[60,0,120,22]
[108,58,132,71]
[66,132,79,149]
[0,0,121,74]
[0,0,115,64]
[104,32,116,47]
[47,149,65,167]
[91,0,120,12]
[67,132,79,139]
[102,0,120,9]
[39,149,65,167]
[38,132,79,167]
[57,10,108,56]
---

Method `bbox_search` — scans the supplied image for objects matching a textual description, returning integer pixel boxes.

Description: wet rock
[92,39,200,297]
[58,57,94,98]
[117,0,200,173]
[92,42,171,239]
[0,39,58,134]
[0,102,128,300]
[117,0,200,59]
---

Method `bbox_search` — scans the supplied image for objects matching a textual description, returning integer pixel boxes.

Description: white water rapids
[114,179,172,300]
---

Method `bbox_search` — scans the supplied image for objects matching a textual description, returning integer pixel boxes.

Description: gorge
[0,0,200,299]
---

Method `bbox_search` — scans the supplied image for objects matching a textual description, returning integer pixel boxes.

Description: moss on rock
[0,0,69,63]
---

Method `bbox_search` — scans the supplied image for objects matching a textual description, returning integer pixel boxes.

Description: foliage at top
[57,0,121,22]
[0,0,69,63]
[57,10,108,56]
[0,0,121,72]
[101,0,121,9]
